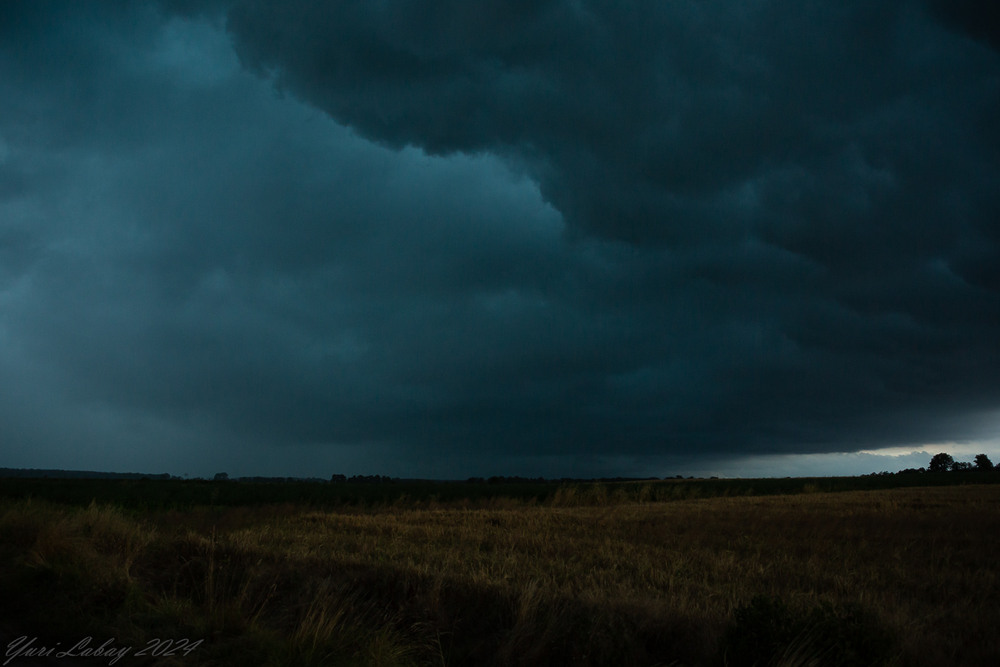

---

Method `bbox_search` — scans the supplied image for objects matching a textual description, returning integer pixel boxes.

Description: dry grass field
[1,483,998,666]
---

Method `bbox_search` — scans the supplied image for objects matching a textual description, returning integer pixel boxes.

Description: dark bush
[720,596,797,666]
[802,601,897,667]
[720,596,896,667]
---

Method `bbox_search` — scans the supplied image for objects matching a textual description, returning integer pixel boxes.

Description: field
[0,477,998,666]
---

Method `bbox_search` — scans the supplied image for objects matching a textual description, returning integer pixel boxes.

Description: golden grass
[0,485,997,665]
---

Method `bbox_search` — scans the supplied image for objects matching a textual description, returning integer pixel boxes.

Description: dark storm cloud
[216,2,1000,444]
[927,0,1000,52]
[222,1,931,238]
[1,0,998,477]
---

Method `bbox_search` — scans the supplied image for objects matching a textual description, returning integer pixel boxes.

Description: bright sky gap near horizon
[1,1,998,480]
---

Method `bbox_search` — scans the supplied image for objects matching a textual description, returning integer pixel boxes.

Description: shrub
[809,601,896,667]
[720,596,797,666]
[720,596,897,667]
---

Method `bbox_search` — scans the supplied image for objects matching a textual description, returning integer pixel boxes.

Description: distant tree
[213,472,229,481]
[928,453,954,473]
[974,454,994,471]
[951,461,972,472]
[330,474,347,483]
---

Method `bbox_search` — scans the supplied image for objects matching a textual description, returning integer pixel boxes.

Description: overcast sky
[1,1,998,479]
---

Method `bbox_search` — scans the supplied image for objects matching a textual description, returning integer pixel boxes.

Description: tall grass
[1,485,997,665]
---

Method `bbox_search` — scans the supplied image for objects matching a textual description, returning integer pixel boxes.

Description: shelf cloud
[1,1,998,477]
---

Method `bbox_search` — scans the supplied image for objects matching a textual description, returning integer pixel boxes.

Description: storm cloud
[1,1,997,478]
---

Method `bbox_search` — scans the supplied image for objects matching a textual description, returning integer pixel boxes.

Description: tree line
[926,452,994,473]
